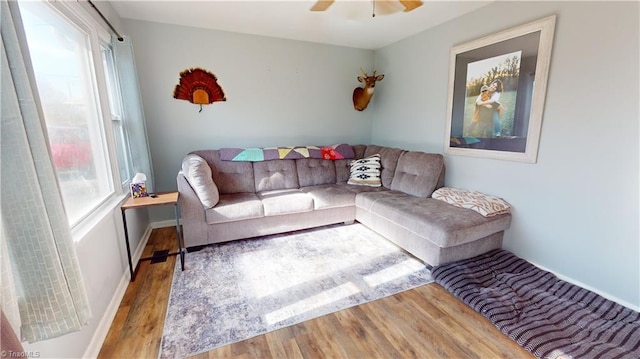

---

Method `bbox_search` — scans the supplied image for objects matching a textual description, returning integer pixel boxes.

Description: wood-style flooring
[98,226,533,358]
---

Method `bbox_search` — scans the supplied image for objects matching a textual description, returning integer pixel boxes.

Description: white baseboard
[151,219,181,229]
[82,223,153,359]
[529,260,639,312]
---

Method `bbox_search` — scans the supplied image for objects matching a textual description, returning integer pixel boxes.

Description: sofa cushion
[191,150,255,194]
[181,154,219,208]
[301,185,356,209]
[257,189,314,216]
[253,160,299,192]
[334,159,352,183]
[364,145,405,188]
[205,193,264,224]
[390,152,444,198]
[296,159,337,187]
[352,144,367,159]
[333,145,365,182]
[335,182,389,194]
[348,154,381,187]
[355,189,407,209]
[357,193,511,248]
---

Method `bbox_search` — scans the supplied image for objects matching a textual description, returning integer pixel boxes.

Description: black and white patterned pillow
[348,154,381,187]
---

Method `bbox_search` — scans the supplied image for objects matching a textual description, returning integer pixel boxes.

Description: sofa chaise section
[356,193,510,266]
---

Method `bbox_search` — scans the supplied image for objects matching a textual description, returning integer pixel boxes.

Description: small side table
[121,192,185,281]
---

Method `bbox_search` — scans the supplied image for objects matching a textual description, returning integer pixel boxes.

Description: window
[102,45,133,187]
[19,1,122,226]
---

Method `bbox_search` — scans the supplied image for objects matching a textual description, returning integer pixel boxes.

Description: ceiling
[109,0,494,50]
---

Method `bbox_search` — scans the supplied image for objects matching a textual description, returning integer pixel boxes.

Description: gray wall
[123,19,375,201]
[372,1,639,307]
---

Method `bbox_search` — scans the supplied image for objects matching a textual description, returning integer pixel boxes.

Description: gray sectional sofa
[177,144,511,266]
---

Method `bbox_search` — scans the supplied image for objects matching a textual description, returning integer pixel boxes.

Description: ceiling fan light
[399,0,423,12]
[310,0,423,14]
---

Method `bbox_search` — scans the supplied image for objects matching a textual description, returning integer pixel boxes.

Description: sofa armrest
[177,171,210,247]
[181,154,219,208]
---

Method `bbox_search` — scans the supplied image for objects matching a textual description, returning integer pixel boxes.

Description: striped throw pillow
[348,154,381,187]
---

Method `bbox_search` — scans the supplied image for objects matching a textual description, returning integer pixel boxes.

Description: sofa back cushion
[253,160,299,192]
[364,145,405,188]
[390,151,444,197]
[190,150,255,194]
[334,160,351,183]
[335,145,366,182]
[296,159,337,187]
[352,144,367,160]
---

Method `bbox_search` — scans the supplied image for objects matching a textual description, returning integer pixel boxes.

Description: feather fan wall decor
[173,68,226,112]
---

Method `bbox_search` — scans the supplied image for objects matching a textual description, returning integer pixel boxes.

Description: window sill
[71,192,129,243]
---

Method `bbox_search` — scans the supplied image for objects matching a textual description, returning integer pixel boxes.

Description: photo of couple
[463,51,521,139]
[446,16,555,162]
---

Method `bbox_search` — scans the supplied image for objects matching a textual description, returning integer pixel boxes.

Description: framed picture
[444,15,556,163]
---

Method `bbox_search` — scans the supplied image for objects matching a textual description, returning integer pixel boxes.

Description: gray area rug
[159,223,433,358]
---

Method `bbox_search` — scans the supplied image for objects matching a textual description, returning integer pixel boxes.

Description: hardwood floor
[98,226,533,358]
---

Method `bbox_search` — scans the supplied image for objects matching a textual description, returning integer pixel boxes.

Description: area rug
[433,249,640,359]
[159,223,433,358]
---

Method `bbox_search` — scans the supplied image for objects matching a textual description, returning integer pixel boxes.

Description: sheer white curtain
[112,35,155,192]
[0,0,91,343]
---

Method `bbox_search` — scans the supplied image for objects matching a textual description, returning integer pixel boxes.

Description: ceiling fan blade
[398,0,423,12]
[310,0,335,12]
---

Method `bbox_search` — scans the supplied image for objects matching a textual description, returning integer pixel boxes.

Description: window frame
[22,0,132,233]
[101,43,134,189]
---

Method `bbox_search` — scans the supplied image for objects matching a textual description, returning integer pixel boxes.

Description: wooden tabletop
[121,192,179,210]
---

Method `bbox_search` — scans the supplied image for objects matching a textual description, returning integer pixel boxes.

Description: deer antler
[360,67,368,76]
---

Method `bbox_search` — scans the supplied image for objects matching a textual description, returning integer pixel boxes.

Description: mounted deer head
[352,67,384,111]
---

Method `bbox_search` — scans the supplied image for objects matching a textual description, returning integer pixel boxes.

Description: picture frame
[444,15,556,163]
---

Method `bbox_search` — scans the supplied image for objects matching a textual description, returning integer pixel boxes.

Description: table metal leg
[121,208,135,281]
[174,203,185,271]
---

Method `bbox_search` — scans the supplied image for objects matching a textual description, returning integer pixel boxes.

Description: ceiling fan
[310,0,423,16]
